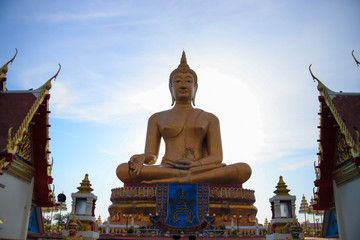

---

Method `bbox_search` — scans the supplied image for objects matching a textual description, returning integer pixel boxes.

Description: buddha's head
[169,51,198,106]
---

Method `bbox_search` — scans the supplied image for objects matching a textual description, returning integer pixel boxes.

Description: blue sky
[1,0,360,224]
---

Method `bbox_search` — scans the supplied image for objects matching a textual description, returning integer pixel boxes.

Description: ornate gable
[0,50,60,207]
[310,65,360,210]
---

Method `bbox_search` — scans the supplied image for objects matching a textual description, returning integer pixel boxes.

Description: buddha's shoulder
[196,109,220,122]
[148,110,173,120]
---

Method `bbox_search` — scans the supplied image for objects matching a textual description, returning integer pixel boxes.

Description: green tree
[43,216,51,225]
[53,212,70,227]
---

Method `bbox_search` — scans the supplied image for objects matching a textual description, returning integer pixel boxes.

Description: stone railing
[209,187,255,202]
[111,186,255,203]
[110,187,156,202]
[98,220,267,236]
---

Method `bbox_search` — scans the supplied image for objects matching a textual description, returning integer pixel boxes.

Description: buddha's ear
[192,83,198,106]
[169,82,175,106]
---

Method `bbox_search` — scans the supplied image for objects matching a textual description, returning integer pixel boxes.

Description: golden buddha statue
[116,51,251,185]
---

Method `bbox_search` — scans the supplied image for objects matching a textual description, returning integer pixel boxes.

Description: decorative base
[266,233,304,240]
[62,230,99,240]
[108,183,257,232]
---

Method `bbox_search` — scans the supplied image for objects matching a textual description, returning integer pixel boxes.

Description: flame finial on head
[169,51,197,84]
[179,51,189,68]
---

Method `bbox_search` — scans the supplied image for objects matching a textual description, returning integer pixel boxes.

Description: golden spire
[97,215,102,224]
[273,176,290,196]
[76,174,93,193]
[264,218,269,226]
[299,194,309,213]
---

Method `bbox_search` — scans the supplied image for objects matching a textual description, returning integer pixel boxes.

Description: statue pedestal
[108,183,257,233]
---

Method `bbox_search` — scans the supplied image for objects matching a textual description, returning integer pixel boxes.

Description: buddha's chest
[158,115,207,139]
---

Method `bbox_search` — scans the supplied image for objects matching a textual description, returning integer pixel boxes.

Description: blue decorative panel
[28,207,40,233]
[326,209,338,237]
[166,184,199,227]
[156,184,209,230]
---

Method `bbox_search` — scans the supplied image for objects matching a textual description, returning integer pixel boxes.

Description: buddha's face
[170,72,197,103]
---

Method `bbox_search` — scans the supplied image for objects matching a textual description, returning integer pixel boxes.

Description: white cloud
[278,157,314,171]
[40,11,126,22]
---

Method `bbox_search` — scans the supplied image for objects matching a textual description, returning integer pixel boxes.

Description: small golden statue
[63,214,83,240]
[116,52,251,184]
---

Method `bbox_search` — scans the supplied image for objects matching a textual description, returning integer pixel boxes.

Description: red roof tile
[0,93,36,151]
[331,95,360,141]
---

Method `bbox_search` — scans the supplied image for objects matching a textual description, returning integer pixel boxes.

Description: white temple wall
[0,172,33,239]
[333,176,360,240]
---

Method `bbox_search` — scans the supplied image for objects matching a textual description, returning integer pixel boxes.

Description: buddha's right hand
[128,154,145,175]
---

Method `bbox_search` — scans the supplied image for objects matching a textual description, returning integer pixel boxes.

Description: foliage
[127,226,134,233]
[53,212,70,227]
[43,216,51,225]
[44,223,51,232]
[219,225,226,230]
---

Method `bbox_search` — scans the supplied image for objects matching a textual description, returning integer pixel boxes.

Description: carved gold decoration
[7,157,35,182]
[336,132,352,167]
[314,161,321,180]
[0,157,11,174]
[333,161,359,185]
[17,128,32,164]
[0,48,18,91]
[171,187,194,224]
[48,157,54,176]
[317,143,323,167]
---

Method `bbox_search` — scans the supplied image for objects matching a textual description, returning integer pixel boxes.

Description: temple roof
[0,54,60,207]
[318,83,360,150]
[311,66,360,210]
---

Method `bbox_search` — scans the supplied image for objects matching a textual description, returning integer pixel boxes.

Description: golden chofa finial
[274,176,291,196]
[309,64,324,92]
[76,174,94,193]
[45,63,61,90]
[1,48,18,91]
[352,50,360,66]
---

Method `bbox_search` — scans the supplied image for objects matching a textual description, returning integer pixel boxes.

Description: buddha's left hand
[168,159,201,170]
